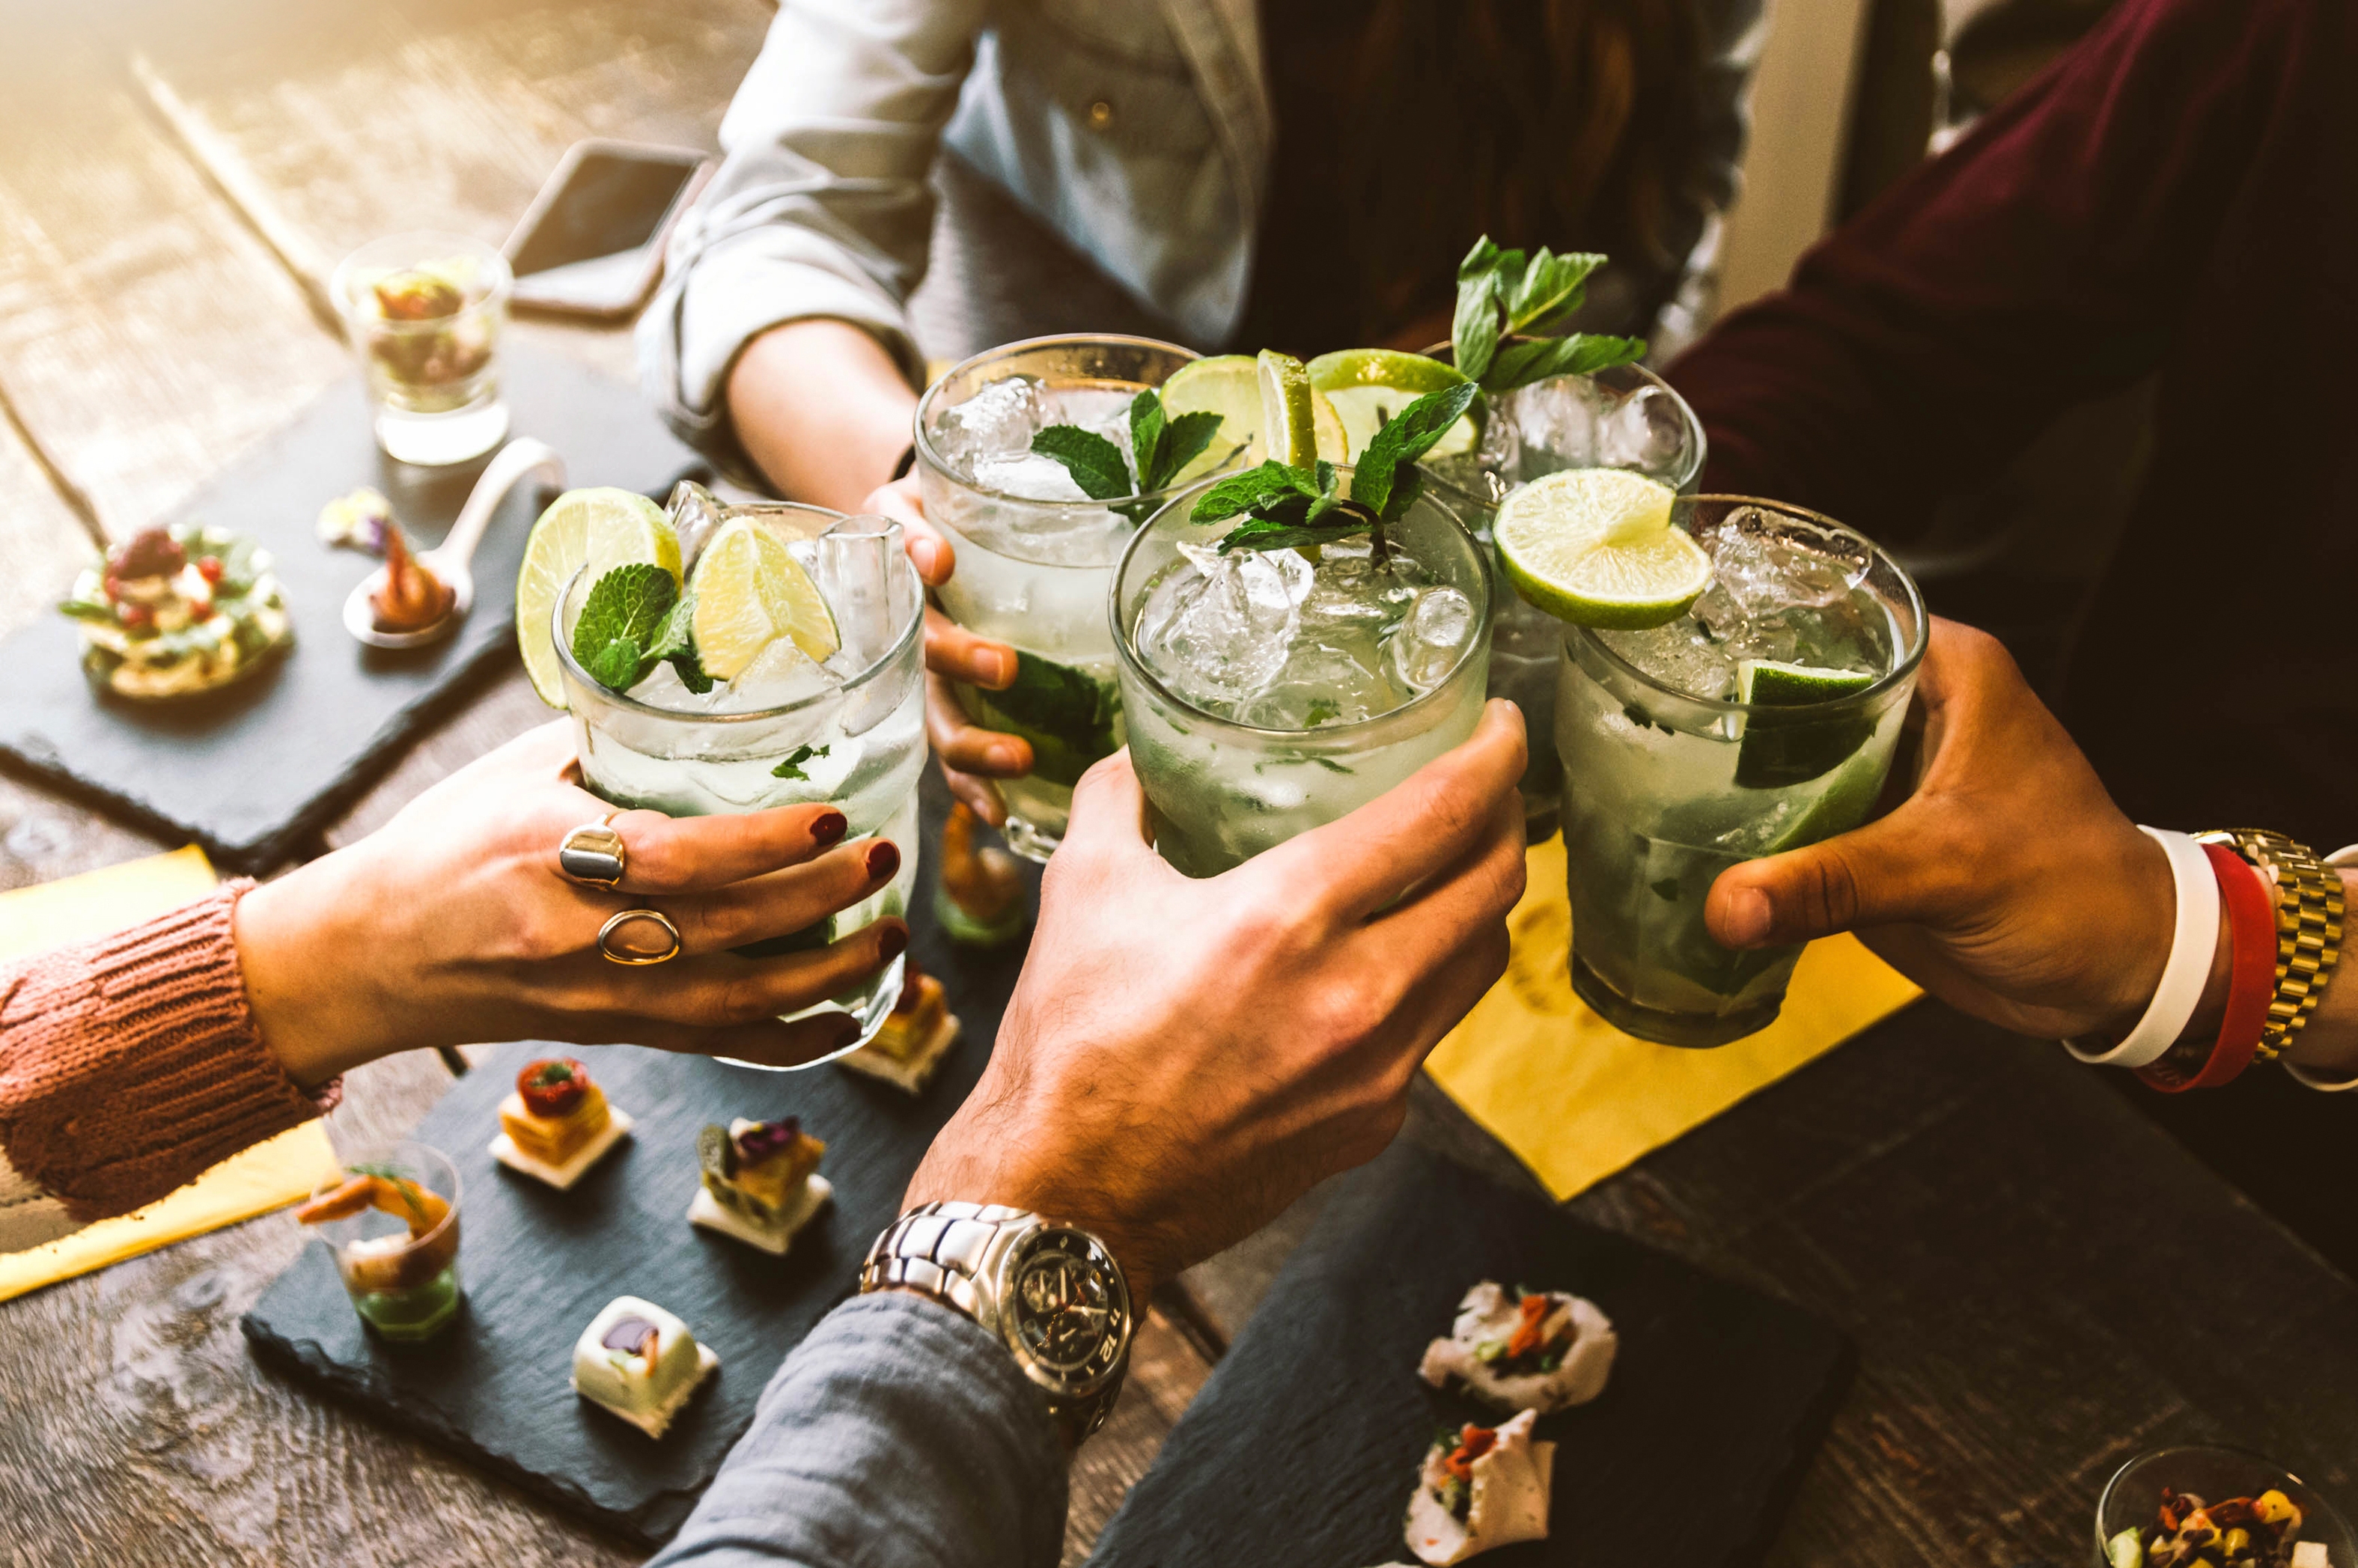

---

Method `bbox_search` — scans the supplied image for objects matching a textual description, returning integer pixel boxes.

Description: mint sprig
[1453,237,1645,392]
[1029,388,1228,525]
[770,742,830,780]
[570,563,714,693]
[1193,383,1476,562]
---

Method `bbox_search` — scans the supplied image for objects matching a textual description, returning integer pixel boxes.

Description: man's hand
[1703,619,2181,1040]
[906,701,1531,1299]
[861,473,1035,826]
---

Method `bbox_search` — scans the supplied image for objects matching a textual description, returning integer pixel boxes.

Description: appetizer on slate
[838,957,961,1093]
[60,524,292,701]
[296,1165,463,1340]
[2107,1486,2330,1568]
[571,1296,719,1439]
[369,525,456,635]
[1404,1411,1554,1566]
[317,486,394,552]
[1419,1281,1617,1415]
[689,1117,832,1255]
[490,1057,634,1190]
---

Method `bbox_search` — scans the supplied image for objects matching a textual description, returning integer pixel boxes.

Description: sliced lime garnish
[1493,469,1707,629]
[1306,348,1478,460]
[1737,660,1879,706]
[516,487,680,708]
[1159,356,1259,483]
[1256,350,1319,471]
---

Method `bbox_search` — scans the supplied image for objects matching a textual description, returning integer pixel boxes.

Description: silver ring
[559,812,628,888]
[597,908,681,966]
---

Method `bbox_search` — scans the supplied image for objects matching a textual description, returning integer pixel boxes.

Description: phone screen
[510,150,700,278]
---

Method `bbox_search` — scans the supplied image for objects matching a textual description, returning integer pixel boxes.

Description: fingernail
[910,538,942,577]
[985,742,1026,773]
[865,839,901,882]
[811,809,847,845]
[874,921,908,963]
[982,649,1014,686]
[1725,887,1773,947]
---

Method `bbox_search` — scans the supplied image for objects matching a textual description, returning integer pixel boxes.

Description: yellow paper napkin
[1424,834,1921,1202]
[0,847,339,1302]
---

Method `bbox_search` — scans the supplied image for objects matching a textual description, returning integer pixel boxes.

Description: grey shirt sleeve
[648,1292,1067,1568]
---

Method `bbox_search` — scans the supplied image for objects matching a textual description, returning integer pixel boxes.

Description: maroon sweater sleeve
[0,882,338,1229]
[1666,0,2310,539]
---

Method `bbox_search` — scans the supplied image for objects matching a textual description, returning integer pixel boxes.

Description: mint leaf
[1502,248,1605,335]
[669,653,716,694]
[585,636,645,691]
[1484,332,1645,392]
[571,562,677,686]
[1032,424,1133,501]
[1353,383,1479,520]
[1190,460,1319,524]
[645,586,695,663]
[1127,389,1166,490]
[1157,410,1223,489]
[1453,266,1502,384]
[1304,697,1340,726]
[770,742,830,781]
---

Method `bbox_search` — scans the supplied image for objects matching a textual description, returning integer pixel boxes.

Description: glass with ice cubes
[553,498,927,1066]
[1111,466,1493,877]
[1422,359,1706,837]
[1555,498,1925,1046]
[915,335,1220,861]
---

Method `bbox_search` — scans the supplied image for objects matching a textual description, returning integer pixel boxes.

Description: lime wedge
[1737,661,1879,705]
[1493,468,1708,629]
[689,518,841,680]
[1160,356,1259,482]
[1257,350,1319,471]
[516,487,680,708]
[1306,348,1478,461]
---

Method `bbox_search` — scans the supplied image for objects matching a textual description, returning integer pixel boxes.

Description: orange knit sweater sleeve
[0,881,338,1247]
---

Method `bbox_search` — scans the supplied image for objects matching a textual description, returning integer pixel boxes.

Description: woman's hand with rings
[862,472,1034,826]
[233,721,910,1087]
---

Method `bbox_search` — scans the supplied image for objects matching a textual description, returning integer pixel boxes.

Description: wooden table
[1,4,2351,1564]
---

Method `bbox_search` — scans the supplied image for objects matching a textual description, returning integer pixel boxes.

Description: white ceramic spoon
[344,437,567,650]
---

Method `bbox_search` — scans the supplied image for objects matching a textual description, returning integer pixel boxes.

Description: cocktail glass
[1420,355,1707,837]
[2094,1447,2354,1568]
[1556,496,1925,1046]
[1111,466,1493,876]
[310,1141,463,1343]
[553,501,927,1064]
[915,335,1218,861]
[330,231,511,466]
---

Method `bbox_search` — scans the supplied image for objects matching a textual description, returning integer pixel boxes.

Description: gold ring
[597,908,681,965]
[559,811,628,888]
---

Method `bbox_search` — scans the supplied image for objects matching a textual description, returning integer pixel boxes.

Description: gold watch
[2195,829,2345,1062]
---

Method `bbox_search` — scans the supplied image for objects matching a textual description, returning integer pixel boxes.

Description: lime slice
[689,518,841,680]
[1160,356,1259,482]
[1737,660,1879,706]
[1493,469,1707,629]
[516,487,680,708]
[1306,348,1478,461]
[1257,350,1319,470]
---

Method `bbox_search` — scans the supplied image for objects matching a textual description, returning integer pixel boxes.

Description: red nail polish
[875,921,908,963]
[866,840,901,881]
[811,810,847,846]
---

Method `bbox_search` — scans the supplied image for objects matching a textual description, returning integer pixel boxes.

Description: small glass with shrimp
[296,1141,464,1342]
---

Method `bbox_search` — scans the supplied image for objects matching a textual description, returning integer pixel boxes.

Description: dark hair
[1340,0,1711,336]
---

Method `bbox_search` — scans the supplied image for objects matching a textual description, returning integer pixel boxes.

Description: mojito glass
[1112,466,1493,876]
[331,231,511,466]
[1422,357,1706,835]
[1556,497,1925,1046]
[554,502,927,1065]
[915,335,1212,861]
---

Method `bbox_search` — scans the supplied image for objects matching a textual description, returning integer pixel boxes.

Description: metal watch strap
[860,1201,1130,1443]
[2196,829,2347,1062]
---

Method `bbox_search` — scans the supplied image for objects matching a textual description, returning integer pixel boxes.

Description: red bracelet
[2140,843,2274,1092]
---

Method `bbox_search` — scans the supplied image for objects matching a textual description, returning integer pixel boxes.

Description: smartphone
[504,139,713,319]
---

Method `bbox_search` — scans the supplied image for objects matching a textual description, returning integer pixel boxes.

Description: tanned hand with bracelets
[1701,619,2357,1092]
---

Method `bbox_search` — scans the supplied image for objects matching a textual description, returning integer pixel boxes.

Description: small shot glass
[303,1140,464,1343]
[2095,1445,2354,1568]
[331,232,511,466]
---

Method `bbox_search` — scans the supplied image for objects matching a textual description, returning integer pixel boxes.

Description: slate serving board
[1091,1143,1853,1568]
[240,852,1023,1547]
[0,341,701,870]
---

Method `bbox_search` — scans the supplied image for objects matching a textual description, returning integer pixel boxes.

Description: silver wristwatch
[860,1201,1134,1443]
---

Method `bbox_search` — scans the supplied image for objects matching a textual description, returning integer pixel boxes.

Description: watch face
[1009,1229,1127,1384]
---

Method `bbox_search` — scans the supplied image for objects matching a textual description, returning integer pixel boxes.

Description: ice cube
[1135,543,1311,710]
[1710,513,1863,615]
[626,659,701,713]
[708,636,839,714]
[971,452,1094,502]
[810,513,906,667]
[1243,636,1393,727]
[1600,620,1740,701]
[931,376,1046,473]
[1383,585,1477,693]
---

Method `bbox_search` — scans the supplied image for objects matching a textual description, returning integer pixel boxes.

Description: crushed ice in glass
[929,377,1140,493]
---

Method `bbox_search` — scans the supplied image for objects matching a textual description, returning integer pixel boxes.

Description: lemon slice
[516,487,680,708]
[689,518,841,680]
[1493,469,1710,629]
[1306,348,1479,461]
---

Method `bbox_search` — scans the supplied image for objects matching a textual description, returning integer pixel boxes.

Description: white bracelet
[2065,827,2220,1067]
[2283,845,2358,1090]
